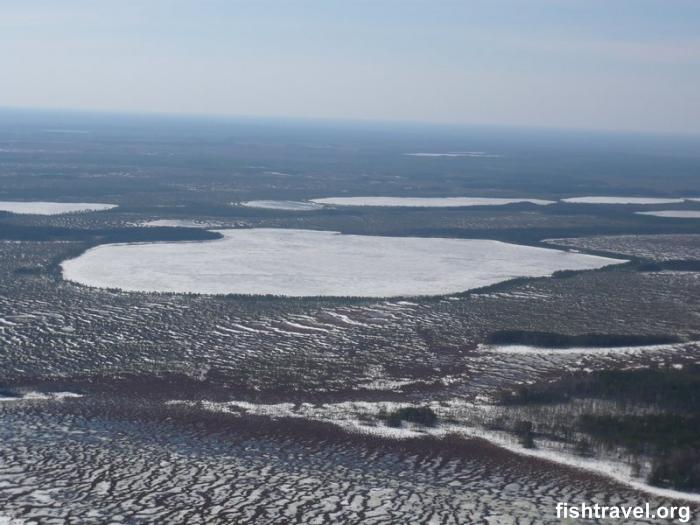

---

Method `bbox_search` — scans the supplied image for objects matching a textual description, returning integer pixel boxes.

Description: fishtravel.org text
[556,502,691,522]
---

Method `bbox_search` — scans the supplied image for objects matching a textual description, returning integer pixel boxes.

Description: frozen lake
[142,219,224,228]
[61,229,625,297]
[239,200,324,211]
[310,197,555,207]
[561,196,686,205]
[0,201,116,215]
[637,210,700,218]
[405,151,499,158]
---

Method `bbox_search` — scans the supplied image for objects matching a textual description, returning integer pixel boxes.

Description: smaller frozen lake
[561,196,686,205]
[405,152,499,158]
[636,211,700,219]
[61,229,625,297]
[239,200,323,211]
[142,219,223,228]
[310,197,555,207]
[0,201,117,215]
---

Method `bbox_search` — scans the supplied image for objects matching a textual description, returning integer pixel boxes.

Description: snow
[310,197,555,207]
[561,196,686,205]
[61,228,625,297]
[178,396,700,503]
[239,200,324,211]
[461,426,700,504]
[0,517,25,525]
[0,391,83,402]
[479,341,687,356]
[636,210,700,218]
[0,201,116,215]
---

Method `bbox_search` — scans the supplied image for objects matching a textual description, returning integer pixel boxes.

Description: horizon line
[1,104,698,141]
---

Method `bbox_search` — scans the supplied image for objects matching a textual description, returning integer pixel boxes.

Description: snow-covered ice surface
[561,196,686,205]
[310,196,555,207]
[0,201,116,215]
[239,200,324,211]
[637,210,700,218]
[61,228,625,297]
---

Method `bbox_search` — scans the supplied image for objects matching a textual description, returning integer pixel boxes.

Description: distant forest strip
[486,330,681,348]
[401,223,700,245]
[636,260,700,272]
[0,224,221,243]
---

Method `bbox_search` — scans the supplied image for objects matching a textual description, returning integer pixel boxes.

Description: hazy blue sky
[2,1,699,134]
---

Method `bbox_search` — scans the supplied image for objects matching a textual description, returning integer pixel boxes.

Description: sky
[1,0,699,135]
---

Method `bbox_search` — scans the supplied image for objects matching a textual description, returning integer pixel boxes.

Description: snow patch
[478,341,688,355]
[0,391,83,402]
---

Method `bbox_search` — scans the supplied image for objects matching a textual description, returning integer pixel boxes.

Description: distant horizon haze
[2,0,699,135]
[3,104,700,140]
